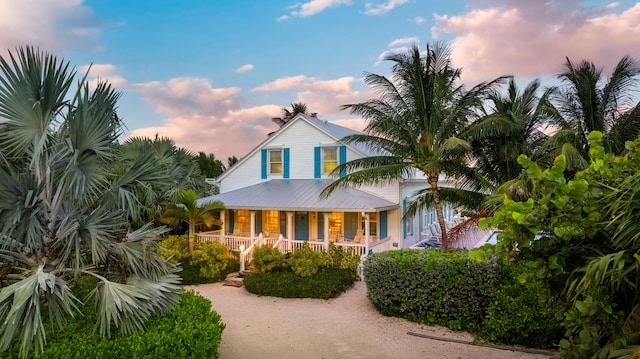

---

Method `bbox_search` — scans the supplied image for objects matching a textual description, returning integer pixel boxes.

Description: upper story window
[323,147,338,174]
[269,150,282,174]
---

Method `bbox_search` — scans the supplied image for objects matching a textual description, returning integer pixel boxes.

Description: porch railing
[197,231,395,274]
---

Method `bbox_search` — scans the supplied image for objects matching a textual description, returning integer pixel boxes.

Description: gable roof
[215,114,371,183]
[198,179,397,212]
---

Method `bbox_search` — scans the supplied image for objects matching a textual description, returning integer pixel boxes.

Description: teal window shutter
[317,212,324,239]
[229,210,235,233]
[314,147,321,178]
[261,149,267,179]
[256,211,262,234]
[339,145,346,178]
[380,211,388,239]
[283,148,290,178]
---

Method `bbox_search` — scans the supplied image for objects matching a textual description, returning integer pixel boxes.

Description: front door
[295,212,309,240]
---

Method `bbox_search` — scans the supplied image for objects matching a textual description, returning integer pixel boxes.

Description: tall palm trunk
[188,222,195,252]
[428,175,449,251]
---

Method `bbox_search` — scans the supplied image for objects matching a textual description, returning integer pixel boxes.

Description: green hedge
[364,249,500,331]
[243,267,355,299]
[4,278,225,358]
[364,248,564,348]
[480,262,564,348]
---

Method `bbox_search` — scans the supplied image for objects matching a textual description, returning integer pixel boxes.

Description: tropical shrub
[482,131,640,357]
[288,242,328,277]
[0,47,182,358]
[251,244,287,273]
[364,249,500,331]
[480,262,564,348]
[4,277,225,358]
[160,235,239,284]
[245,243,359,298]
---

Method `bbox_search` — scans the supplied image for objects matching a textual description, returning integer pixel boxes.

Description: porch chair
[353,229,364,243]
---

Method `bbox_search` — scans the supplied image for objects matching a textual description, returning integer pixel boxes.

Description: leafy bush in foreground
[4,277,225,358]
[480,262,564,348]
[364,248,500,331]
[246,243,360,298]
[160,235,239,284]
[244,267,354,299]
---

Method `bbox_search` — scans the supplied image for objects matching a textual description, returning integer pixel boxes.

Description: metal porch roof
[197,179,397,212]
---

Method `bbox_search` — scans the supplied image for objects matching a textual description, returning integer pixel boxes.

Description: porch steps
[223,268,254,287]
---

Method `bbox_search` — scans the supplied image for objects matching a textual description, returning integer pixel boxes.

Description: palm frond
[0,265,78,357]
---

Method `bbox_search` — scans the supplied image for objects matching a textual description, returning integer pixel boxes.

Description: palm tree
[195,151,225,178]
[549,55,640,167]
[116,136,208,227]
[0,47,180,358]
[322,43,505,251]
[160,189,224,252]
[271,102,316,127]
[464,78,559,207]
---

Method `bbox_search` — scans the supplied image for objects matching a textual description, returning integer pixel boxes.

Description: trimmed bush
[244,267,354,299]
[288,242,328,277]
[480,262,564,348]
[160,235,239,284]
[4,277,225,358]
[245,243,360,298]
[251,244,287,273]
[364,248,500,331]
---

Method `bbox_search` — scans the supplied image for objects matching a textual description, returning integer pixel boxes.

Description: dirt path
[187,282,553,359]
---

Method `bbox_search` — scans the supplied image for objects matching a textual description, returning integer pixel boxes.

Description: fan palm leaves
[322,43,506,251]
[115,136,208,227]
[160,189,224,252]
[0,47,180,358]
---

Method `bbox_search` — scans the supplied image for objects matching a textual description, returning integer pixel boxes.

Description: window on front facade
[361,212,378,236]
[235,210,250,232]
[269,150,282,174]
[329,212,343,235]
[323,147,337,174]
[263,210,280,234]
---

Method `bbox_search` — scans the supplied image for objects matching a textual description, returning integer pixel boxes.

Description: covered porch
[196,179,399,263]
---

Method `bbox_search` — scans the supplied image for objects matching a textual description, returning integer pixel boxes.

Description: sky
[1,0,639,161]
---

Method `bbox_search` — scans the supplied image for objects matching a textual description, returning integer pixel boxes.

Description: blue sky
[1,0,639,160]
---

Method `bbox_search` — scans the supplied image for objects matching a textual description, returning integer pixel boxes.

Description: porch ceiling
[197,179,398,212]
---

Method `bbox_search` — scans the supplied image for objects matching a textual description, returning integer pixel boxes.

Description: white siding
[220,118,360,193]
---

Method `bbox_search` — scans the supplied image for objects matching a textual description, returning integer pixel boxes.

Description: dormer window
[323,147,337,174]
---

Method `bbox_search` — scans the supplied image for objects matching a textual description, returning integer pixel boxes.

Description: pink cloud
[139,77,242,116]
[432,1,640,84]
[125,74,371,160]
[0,0,106,56]
[128,104,283,161]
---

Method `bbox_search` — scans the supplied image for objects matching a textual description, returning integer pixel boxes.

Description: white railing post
[239,244,245,275]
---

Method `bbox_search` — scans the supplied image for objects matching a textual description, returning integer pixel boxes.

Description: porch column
[220,210,226,238]
[286,211,294,251]
[323,212,330,251]
[250,210,256,241]
[363,212,370,255]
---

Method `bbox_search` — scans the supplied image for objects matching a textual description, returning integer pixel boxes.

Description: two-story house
[197,113,457,256]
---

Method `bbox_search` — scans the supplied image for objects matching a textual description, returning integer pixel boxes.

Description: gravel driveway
[187,281,554,359]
